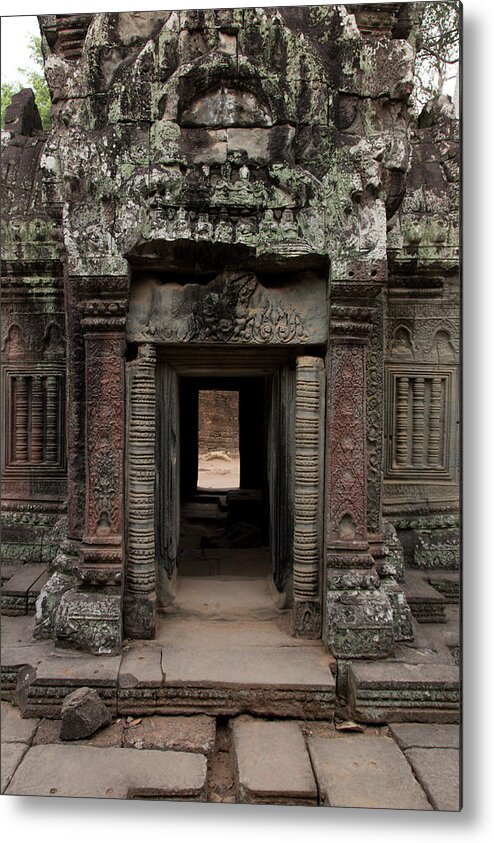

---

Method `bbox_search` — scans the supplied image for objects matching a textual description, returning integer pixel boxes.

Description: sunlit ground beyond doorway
[197,389,240,490]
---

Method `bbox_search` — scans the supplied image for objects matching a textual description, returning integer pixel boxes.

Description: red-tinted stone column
[324,295,393,659]
[54,275,129,655]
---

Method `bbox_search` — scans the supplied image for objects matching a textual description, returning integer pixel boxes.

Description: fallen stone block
[232,717,317,805]
[308,734,432,810]
[60,687,112,740]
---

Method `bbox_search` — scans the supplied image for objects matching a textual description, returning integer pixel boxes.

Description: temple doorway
[154,351,296,618]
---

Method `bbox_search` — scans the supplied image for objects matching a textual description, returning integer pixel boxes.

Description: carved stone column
[293,356,325,638]
[54,276,129,655]
[124,343,157,639]
[324,296,394,659]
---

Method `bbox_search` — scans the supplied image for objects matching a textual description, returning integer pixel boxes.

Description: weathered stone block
[34,571,78,640]
[59,687,112,740]
[381,577,414,641]
[325,589,394,658]
[55,589,122,655]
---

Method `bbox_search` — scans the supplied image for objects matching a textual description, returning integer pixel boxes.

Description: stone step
[4,744,208,799]
[307,734,432,810]
[427,571,460,603]
[348,661,460,724]
[1,566,48,617]
[403,570,447,623]
[4,616,336,721]
[231,717,317,805]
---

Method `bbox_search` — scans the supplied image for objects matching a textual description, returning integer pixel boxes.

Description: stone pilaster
[53,275,129,655]
[324,293,394,659]
[124,343,157,639]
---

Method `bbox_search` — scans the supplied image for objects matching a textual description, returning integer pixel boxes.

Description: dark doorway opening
[179,377,269,574]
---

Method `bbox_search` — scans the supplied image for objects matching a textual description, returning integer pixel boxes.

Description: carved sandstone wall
[0,6,459,656]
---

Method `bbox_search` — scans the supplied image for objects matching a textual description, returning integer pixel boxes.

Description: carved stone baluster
[30,376,44,463]
[293,356,325,638]
[14,376,29,462]
[428,376,442,466]
[45,375,59,463]
[125,343,157,638]
[395,376,409,467]
[412,376,426,466]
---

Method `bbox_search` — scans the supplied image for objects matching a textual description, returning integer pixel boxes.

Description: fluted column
[124,343,157,638]
[14,376,29,462]
[30,376,44,463]
[45,375,59,463]
[428,376,442,466]
[395,376,409,467]
[293,356,325,638]
[412,376,426,466]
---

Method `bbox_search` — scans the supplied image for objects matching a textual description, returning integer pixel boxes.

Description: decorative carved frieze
[128,272,327,346]
[293,356,325,637]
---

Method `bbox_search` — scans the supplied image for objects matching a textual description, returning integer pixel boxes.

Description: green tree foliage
[1,33,51,130]
[413,0,460,110]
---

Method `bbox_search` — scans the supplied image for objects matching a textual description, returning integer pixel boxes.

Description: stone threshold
[1,617,336,721]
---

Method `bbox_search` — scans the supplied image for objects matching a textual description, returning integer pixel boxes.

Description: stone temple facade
[1,6,459,666]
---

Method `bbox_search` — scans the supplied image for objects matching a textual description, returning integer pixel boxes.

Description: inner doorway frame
[125,344,326,639]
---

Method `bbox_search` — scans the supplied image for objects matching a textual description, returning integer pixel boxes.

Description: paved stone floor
[1,701,460,809]
[1,561,460,809]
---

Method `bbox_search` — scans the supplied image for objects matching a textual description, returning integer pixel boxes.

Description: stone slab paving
[232,717,317,805]
[5,744,208,800]
[389,723,460,750]
[33,718,125,747]
[1,701,39,743]
[1,742,29,793]
[307,735,432,810]
[122,715,216,758]
[405,748,460,811]
[119,644,164,689]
